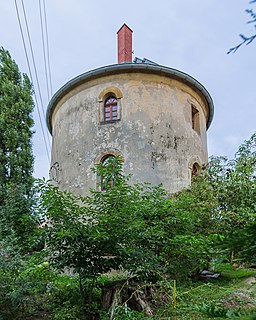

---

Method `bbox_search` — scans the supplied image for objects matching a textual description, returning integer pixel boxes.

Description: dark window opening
[192,163,200,177]
[191,105,200,134]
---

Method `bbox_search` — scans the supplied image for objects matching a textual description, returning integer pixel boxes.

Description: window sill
[99,119,120,125]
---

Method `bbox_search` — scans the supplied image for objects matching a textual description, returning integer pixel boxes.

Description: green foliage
[0,242,51,319]
[35,156,222,318]
[0,47,34,246]
[208,132,256,262]
[110,305,151,319]
[197,302,241,318]
[165,269,256,320]
[51,302,83,320]
[209,133,256,217]
[19,259,55,293]
[0,47,34,190]
[32,132,256,317]
[50,274,79,300]
[213,261,256,280]
[48,275,84,320]
[158,172,219,278]
[0,185,34,246]
[37,156,218,283]
[37,158,166,281]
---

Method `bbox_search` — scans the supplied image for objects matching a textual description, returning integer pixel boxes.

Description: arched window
[99,155,116,191]
[192,163,200,177]
[104,96,118,122]
[101,154,115,167]
[95,151,124,190]
[98,87,122,123]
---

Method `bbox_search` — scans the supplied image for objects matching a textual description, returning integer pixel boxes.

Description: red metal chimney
[117,24,133,64]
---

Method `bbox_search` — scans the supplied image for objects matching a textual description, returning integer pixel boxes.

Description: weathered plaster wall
[49,72,209,195]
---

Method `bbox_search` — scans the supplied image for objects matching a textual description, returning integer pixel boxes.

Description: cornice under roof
[46,63,214,134]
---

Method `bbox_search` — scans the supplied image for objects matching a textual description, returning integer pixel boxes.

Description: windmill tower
[47,24,214,195]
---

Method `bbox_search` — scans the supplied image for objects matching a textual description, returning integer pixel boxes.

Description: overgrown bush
[1,132,255,318]
[0,243,51,319]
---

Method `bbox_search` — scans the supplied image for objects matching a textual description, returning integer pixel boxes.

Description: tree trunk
[78,272,85,307]
[102,279,157,317]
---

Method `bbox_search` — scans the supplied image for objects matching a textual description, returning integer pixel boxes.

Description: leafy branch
[228,1,256,53]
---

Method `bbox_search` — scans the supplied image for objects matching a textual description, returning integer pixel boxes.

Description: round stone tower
[47,24,214,196]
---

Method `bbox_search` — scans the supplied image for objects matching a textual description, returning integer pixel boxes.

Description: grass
[13,262,256,319]
[154,262,256,319]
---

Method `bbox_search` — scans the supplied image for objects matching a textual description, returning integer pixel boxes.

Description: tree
[39,156,217,284]
[37,158,166,313]
[37,156,222,318]
[0,47,34,244]
[159,173,219,278]
[208,133,256,262]
[228,1,256,53]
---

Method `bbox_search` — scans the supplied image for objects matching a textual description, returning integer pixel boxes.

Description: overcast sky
[0,1,255,178]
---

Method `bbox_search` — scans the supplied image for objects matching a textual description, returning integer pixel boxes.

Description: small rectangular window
[191,105,200,134]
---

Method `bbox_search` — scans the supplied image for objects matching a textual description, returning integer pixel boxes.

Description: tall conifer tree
[0,47,34,244]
